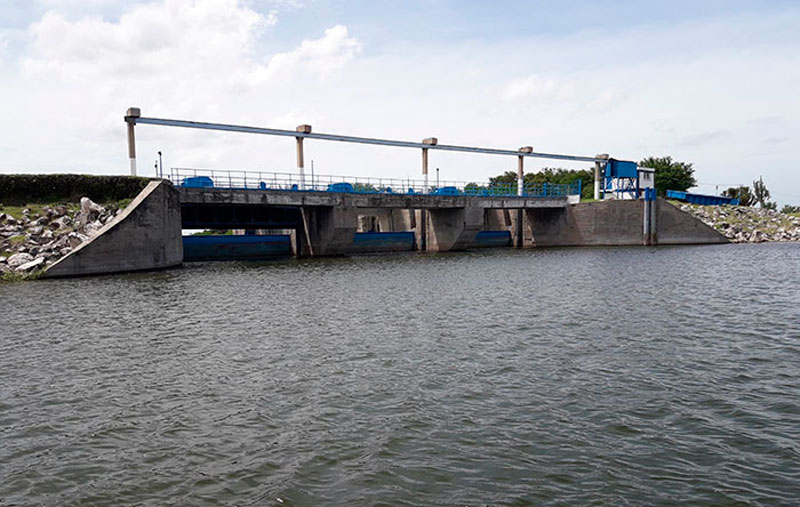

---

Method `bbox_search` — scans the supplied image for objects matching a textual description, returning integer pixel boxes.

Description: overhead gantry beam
[124,111,605,164]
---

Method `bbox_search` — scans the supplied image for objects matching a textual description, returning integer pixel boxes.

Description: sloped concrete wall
[525,198,726,247]
[44,181,182,277]
[657,199,728,245]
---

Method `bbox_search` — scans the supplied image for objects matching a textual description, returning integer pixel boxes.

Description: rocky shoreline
[0,198,122,278]
[678,203,800,243]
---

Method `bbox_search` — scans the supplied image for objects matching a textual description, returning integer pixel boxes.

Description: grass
[0,203,80,220]
[1,268,45,283]
[0,198,133,221]
[192,229,233,236]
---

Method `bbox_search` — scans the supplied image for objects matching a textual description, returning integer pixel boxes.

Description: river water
[2,243,799,505]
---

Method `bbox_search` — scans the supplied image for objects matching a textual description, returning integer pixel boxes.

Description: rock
[79,197,105,226]
[15,256,45,273]
[6,216,17,226]
[84,220,104,236]
[22,208,30,216]
[7,252,33,268]
[50,215,72,230]
[30,225,45,236]
[0,213,6,224]
[54,206,68,217]
[0,256,6,263]
[68,232,89,248]
[59,247,72,256]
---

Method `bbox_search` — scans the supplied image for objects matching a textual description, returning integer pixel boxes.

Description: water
[2,243,800,505]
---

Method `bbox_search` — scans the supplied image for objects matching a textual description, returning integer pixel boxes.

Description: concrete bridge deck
[177,187,568,209]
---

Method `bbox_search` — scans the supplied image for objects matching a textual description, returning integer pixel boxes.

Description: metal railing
[168,167,581,198]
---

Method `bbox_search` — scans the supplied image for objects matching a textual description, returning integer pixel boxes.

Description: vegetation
[0,174,151,206]
[489,167,593,199]
[638,156,697,196]
[1,269,45,283]
[752,176,776,209]
[722,186,754,206]
[0,202,82,221]
[192,230,233,235]
[781,204,800,214]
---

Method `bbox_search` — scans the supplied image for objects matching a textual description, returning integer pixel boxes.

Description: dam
[42,108,728,278]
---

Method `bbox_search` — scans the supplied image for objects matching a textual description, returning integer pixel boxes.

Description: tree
[722,186,754,206]
[638,156,696,196]
[781,204,800,214]
[752,176,773,209]
[489,167,594,199]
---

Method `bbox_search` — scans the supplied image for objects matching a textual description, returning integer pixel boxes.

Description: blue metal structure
[604,159,640,198]
[180,176,214,188]
[666,190,739,206]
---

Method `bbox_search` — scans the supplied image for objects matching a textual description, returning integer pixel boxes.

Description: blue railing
[170,168,581,198]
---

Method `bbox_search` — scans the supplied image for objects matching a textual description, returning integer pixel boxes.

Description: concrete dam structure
[42,179,727,278]
[39,107,727,278]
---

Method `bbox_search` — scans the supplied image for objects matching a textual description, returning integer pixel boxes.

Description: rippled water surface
[2,243,800,505]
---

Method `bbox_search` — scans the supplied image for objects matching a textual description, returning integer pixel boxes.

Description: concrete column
[516,146,533,248]
[427,205,483,252]
[300,206,357,256]
[296,124,312,190]
[594,153,609,200]
[420,137,437,251]
[125,107,141,176]
[518,146,532,196]
[643,195,650,245]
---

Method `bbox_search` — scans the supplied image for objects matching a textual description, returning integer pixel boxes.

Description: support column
[594,153,609,200]
[643,190,650,245]
[517,146,532,196]
[300,206,357,256]
[516,146,533,248]
[420,137,437,251]
[125,107,141,176]
[427,205,483,252]
[296,124,312,190]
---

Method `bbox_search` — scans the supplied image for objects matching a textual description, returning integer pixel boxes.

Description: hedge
[0,174,154,205]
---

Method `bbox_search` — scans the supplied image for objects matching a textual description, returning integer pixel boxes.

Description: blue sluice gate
[183,230,513,261]
[351,232,415,252]
[474,230,512,248]
[183,235,292,261]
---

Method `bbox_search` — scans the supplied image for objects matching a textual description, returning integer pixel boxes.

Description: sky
[1,0,798,205]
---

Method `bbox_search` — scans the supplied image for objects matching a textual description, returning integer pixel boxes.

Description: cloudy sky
[1,0,798,204]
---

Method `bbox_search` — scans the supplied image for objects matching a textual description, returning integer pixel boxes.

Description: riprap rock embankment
[678,203,800,243]
[0,198,120,276]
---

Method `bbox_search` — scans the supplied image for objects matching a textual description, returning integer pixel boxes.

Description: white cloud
[2,2,800,205]
[502,74,575,102]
